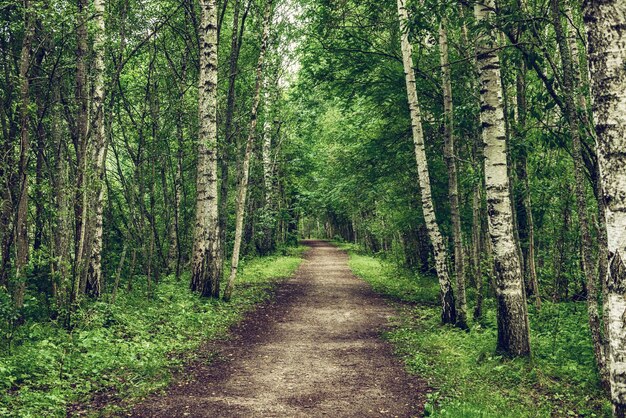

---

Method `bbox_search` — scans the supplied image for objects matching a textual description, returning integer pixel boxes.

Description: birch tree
[550,0,606,387]
[397,0,456,325]
[439,16,467,329]
[259,71,279,255]
[583,1,626,414]
[474,0,530,356]
[86,0,107,297]
[217,0,248,282]
[512,0,540,309]
[14,0,35,309]
[224,0,273,301]
[190,0,220,298]
[73,0,90,302]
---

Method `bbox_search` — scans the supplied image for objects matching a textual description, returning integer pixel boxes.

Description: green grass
[0,247,305,417]
[342,245,612,417]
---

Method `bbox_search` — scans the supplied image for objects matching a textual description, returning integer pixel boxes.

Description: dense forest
[1,0,626,415]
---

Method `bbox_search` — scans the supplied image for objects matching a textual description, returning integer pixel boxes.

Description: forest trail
[131,240,426,417]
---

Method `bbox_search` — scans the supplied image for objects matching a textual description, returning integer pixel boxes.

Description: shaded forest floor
[131,240,426,417]
[3,240,612,417]
[0,248,304,417]
[340,242,612,417]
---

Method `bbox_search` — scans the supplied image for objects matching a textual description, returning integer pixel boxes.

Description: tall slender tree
[224,0,273,301]
[73,0,90,302]
[86,0,108,297]
[14,0,35,309]
[439,15,467,329]
[190,0,220,298]
[458,3,488,320]
[474,0,530,356]
[217,0,249,281]
[551,0,606,387]
[397,0,456,325]
[583,1,626,414]
[512,0,540,309]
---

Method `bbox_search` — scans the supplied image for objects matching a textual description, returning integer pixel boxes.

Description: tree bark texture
[552,0,607,390]
[475,0,531,356]
[583,1,626,414]
[86,0,107,297]
[14,0,35,309]
[224,0,273,301]
[397,0,456,325]
[439,18,467,329]
[190,0,220,298]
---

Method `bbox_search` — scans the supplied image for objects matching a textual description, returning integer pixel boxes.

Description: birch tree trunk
[86,0,107,297]
[262,84,273,205]
[474,0,530,355]
[472,185,484,319]
[167,51,187,278]
[73,0,90,302]
[0,71,14,289]
[51,84,71,307]
[190,0,220,298]
[565,4,592,125]
[439,17,467,329]
[566,6,611,381]
[217,0,245,283]
[259,75,277,255]
[397,0,456,324]
[583,1,626,414]
[514,61,541,309]
[14,0,35,309]
[551,0,608,388]
[223,0,273,301]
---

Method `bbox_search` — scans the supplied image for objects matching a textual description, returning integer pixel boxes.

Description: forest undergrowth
[338,242,612,417]
[0,247,305,417]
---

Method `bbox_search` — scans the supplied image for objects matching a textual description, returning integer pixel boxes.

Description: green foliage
[337,242,439,304]
[346,250,611,417]
[294,0,601,308]
[0,252,304,417]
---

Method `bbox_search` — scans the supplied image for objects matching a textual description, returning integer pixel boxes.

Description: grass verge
[0,246,306,417]
[338,243,611,417]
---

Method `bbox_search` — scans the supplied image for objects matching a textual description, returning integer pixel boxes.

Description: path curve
[131,240,426,417]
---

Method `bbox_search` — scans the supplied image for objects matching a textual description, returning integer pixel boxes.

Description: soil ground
[130,240,427,417]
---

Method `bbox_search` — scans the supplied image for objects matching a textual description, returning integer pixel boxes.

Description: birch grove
[0,0,625,414]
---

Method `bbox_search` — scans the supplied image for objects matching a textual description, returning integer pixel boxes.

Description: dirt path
[131,240,426,417]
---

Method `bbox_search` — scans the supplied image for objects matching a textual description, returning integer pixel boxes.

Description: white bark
[51,85,71,304]
[14,0,35,309]
[224,0,273,301]
[191,0,220,297]
[262,79,273,204]
[474,0,530,356]
[583,2,626,414]
[86,0,107,297]
[259,74,278,254]
[439,17,467,329]
[74,0,90,300]
[397,0,456,324]
[551,0,608,389]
